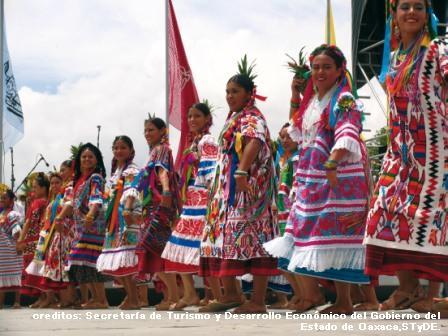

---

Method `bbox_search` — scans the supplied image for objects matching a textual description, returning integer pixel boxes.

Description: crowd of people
[0,0,447,317]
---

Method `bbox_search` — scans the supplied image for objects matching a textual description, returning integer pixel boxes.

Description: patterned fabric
[21,198,47,292]
[42,182,76,283]
[364,39,448,280]
[276,151,299,235]
[0,209,23,289]
[162,134,218,270]
[264,89,370,284]
[96,163,141,277]
[67,174,106,269]
[135,144,180,276]
[200,105,278,269]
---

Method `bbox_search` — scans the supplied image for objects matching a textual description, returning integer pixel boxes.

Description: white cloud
[3,0,386,191]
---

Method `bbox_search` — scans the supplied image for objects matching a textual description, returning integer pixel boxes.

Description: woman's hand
[160,194,172,208]
[235,175,251,193]
[54,217,64,233]
[326,169,338,188]
[291,77,306,97]
[84,213,94,231]
[122,209,134,225]
[16,240,26,253]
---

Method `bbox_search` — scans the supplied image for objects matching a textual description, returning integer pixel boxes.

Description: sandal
[320,305,354,315]
[294,297,325,313]
[155,301,176,311]
[432,300,448,318]
[353,302,380,311]
[233,302,267,314]
[198,301,242,313]
[411,298,434,313]
[380,286,425,311]
[170,298,200,311]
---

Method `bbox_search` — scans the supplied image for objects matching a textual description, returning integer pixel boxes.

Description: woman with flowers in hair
[199,56,278,314]
[96,136,141,310]
[364,0,448,312]
[25,172,64,307]
[134,116,181,310]
[57,143,109,309]
[42,160,77,308]
[0,187,23,308]
[161,102,218,310]
[264,45,372,314]
[16,172,49,306]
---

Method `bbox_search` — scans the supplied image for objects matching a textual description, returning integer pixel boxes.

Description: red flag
[168,0,199,169]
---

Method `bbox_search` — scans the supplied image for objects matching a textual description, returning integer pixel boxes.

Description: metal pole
[10,146,14,190]
[326,0,330,44]
[0,0,4,184]
[357,62,387,118]
[96,125,101,149]
[165,0,169,140]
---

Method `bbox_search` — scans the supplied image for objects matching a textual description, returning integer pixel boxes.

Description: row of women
[0,0,447,316]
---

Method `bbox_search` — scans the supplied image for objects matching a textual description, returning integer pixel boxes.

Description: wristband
[234,169,249,177]
[324,159,338,170]
[290,100,300,109]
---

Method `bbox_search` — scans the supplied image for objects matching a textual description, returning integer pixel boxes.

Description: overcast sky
[3,0,386,191]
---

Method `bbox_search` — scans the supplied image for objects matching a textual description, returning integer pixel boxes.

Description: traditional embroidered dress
[41,182,76,287]
[199,105,279,277]
[135,143,180,278]
[0,208,23,291]
[364,39,448,281]
[162,134,218,273]
[264,88,371,284]
[25,196,60,291]
[21,198,47,295]
[67,173,109,283]
[96,163,141,277]
[242,149,299,293]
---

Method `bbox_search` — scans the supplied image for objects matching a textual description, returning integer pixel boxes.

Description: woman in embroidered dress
[269,123,302,308]
[161,102,218,310]
[364,0,448,312]
[25,173,64,308]
[42,161,77,307]
[264,45,371,315]
[199,56,278,314]
[135,117,180,310]
[16,173,49,307]
[97,135,141,310]
[0,188,23,309]
[57,143,109,309]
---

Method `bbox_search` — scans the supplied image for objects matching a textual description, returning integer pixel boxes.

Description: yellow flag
[326,0,336,45]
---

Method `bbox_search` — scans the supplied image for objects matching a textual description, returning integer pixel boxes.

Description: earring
[394,25,400,39]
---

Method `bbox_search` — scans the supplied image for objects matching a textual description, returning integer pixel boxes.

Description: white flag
[3,29,23,149]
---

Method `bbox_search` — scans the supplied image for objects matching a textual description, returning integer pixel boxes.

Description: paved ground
[1,305,447,336]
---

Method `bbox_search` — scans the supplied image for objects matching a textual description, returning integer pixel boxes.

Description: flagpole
[165,0,169,139]
[326,0,329,44]
[0,0,4,184]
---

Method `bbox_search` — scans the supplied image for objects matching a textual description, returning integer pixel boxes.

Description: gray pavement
[1,306,447,336]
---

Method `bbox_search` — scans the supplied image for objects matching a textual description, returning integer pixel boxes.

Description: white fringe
[332,137,362,163]
[25,260,45,276]
[263,233,295,259]
[161,241,200,266]
[96,247,138,272]
[0,275,21,288]
[287,246,365,273]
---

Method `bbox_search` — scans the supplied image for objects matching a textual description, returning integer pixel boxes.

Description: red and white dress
[162,134,218,273]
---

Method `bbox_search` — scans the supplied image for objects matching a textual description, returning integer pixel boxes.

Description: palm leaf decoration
[70,142,84,161]
[237,54,257,82]
[20,172,39,197]
[201,98,216,113]
[285,47,310,78]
